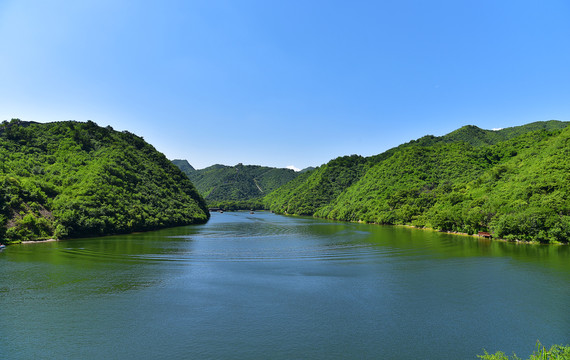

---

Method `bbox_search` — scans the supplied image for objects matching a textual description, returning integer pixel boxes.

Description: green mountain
[265,120,570,243]
[174,161,300,206]
[440,120,569,146]
[0,119,209,244]
[300,166,316,173]
[264,155,367,215]
[171,159,195,174]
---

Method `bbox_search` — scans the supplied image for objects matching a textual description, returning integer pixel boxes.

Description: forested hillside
[264,155,367,215]
[174,161,299,207]
[265,121,570,243]
[171,159,195,174]
[440,120,569,146]
[0,119,209,244]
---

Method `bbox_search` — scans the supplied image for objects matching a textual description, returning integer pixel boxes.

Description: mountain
[174,161,300,204]
[0,119,209,244]
[265,120,570,243]
[439,120,569,146]
[171,159,195,173]
[264,155,367,215]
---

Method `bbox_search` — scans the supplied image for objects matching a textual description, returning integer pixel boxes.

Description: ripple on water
[49,214,439,265]
[54,238,403,264]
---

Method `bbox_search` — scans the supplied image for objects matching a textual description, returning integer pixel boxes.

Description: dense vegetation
[173,160,299,207]
[478,342,570,360]
[265,121,570,244]
[171,159,195,174]
[442,121,570,146]
[264,155,367,215]
[0,119,209,244]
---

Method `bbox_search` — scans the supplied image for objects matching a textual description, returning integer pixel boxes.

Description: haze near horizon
[1,0,569,170]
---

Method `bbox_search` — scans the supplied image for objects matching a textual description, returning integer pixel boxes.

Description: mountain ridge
[173,161,300,205]
[264,120,570,243]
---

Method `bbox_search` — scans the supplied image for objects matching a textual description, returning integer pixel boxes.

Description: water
[1,212,568,359]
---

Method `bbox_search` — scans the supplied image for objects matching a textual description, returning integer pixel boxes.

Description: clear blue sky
[1,1,569,170]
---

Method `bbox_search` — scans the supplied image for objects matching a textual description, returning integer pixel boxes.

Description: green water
[1,212,568,359]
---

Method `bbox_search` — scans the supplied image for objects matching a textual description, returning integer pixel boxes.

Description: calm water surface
[1,212,568,359]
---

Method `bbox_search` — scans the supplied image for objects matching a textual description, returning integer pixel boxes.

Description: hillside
[265,120,570,243]
[0,119,209,244]
[264,155,367,215]
[174,161,299,205]
[171,159,195,174]
[440,120,569,146]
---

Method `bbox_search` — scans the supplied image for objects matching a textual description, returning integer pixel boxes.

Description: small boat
[250,211,254,214]
[0,244,6,250]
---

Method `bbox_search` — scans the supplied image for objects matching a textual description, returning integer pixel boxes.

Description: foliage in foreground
[1,119,209,244]
[478,342,570,360]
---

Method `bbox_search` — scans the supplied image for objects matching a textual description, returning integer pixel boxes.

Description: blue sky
[1,0,569,170]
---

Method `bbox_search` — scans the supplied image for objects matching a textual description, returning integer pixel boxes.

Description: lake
[1,211,568,359]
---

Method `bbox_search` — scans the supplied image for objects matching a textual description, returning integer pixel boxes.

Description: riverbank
[388,223,568,245]
[374,222,570,245]
[20,238,58,244]
[335,215,567,245]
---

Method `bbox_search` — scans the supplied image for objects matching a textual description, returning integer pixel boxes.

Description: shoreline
[20,238,59,244]
[278,212,567,245]
[379,223,567,245]
[5,214,567,246]
[3,217,211,246]
[394,224,540,245]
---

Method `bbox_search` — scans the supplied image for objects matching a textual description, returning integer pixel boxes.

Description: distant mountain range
[172,161,301,204]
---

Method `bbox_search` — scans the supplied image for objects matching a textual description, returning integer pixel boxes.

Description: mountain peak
[171,159,195,173]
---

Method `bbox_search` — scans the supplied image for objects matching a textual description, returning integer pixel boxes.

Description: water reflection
[0,211,568,360]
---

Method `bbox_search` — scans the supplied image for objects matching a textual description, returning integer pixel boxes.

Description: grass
[478,342,570,360]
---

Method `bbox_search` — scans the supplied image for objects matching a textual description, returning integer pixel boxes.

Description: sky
[1,0,569,170]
